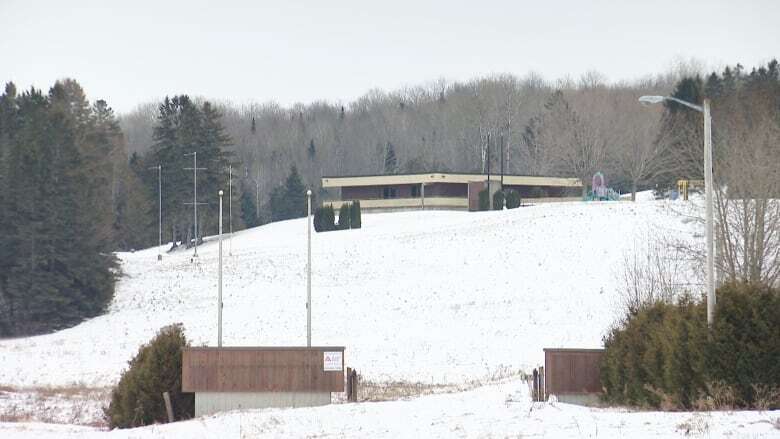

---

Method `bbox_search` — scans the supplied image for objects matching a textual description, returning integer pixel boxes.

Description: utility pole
[245,165,261,224]
[229,164,233,255]
[500,134,506,210]
[639,95,716,326]
[486,133,491,209]
[148,164,162,261]
[184,151,207,259]
[306,189,312,347]
[500,134,504,187]
[218,190,224,347]
[703,98,715,326]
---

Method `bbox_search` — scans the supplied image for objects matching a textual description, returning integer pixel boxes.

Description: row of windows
[382,185,422,199]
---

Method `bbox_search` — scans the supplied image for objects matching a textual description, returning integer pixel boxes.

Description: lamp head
[638,95,665,106]
[306,190,312,196]
[219,190,224,196]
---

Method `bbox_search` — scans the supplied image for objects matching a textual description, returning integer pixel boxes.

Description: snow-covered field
[0,200,696,388]
[3,378,779,438]
[2,197,778,437]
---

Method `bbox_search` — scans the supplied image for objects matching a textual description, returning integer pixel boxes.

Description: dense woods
[1,60,778,336]
[0,80,124,335]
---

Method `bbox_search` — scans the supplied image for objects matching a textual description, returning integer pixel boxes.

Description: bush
[314,204,336,232]
[478,189,490,211]
[350,200,362,229]
[105,324,194,428]
[337,203,351,230]
[601,283,780,410]
[492,191,505,210]
[707,283,780,407]
[505,189,521,209]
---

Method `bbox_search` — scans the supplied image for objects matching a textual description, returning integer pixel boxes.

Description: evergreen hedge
[105,324,193,428]
[601,283,780,409]
[337,203,351,230]
[350,200,362,229]
[505,189,521,209]
[478,189,490,211]
[314,204,336,232]
[492,191,505,210]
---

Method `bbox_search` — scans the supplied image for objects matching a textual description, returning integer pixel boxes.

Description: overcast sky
[2,0,778,114]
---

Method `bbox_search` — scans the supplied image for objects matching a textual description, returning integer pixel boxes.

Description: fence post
[539,366,545,402]
[346,367,353,402]
[352,369,358,402]
[162,391,174,423]
[532,368,539,401]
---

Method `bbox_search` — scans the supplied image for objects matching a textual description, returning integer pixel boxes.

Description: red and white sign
[323,351,342,371]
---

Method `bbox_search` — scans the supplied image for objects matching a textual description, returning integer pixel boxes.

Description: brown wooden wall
[182,347,345,393]
[544,348,604,396]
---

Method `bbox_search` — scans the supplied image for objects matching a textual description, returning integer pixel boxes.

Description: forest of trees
[0,80,125,335]
[1,59,778,336]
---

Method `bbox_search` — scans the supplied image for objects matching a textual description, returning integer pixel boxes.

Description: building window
[411,185,419,197]
[383,187,397,199]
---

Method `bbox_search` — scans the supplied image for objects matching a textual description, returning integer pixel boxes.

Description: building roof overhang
[322,172,582,188]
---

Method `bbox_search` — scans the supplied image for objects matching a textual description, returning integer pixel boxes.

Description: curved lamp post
[639,95,715,326]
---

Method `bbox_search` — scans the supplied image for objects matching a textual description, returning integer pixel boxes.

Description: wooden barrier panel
[543,348,604,398]
[182,347,345,393]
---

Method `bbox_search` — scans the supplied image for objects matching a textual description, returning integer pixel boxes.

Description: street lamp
[218,190,224,347]
[148,164,162,261]
[306,189,312,347]
[639,95,715,326]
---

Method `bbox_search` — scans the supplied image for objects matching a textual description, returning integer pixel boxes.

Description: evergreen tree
[0,81,118,335]
[146,96,232,248]
[384,141,398,174]
[350,200,362,229]
[239,182,259,228]
[337,203,351,230]
[308,139,316,159]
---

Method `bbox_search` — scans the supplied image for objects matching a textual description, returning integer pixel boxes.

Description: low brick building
[321,172,582,212]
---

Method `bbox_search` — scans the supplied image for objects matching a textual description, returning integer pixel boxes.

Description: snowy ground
[4,196,768,437]
[0,199,698,389]
[2,378,778,438]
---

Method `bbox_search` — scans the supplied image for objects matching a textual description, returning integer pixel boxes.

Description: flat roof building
[182,346,345,416]
[321,172,583,212]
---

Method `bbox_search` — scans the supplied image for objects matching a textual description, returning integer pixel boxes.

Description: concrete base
[195,392,331,417]
[555,393,602,406]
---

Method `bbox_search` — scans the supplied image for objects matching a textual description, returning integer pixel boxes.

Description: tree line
[2,60,777,336]
[0,80,125,335]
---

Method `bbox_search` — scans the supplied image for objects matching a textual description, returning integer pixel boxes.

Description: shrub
[337,203,351,230]
[505,189,521,209]
[104,324,193,428]
[601,282,780,410]
[492,191,505,210]
[706,283,780,408]
[314,204,336,232]
[350,200,362,229]
[478,189,490,211]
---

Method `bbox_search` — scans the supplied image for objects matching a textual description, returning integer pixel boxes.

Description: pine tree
[283,165,306,218]
[349,200,362,229]
[308,139,316,159]
[384,141,398,174]
[337,203,351,230]
[239,182,259,227]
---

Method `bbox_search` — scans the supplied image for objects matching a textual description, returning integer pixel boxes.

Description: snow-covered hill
[3,198,780,438]
[0,199,696,388]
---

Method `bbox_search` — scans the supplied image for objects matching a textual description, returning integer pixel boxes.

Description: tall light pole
[218,190,224,347]
[184,152,207,259]
[639,95,715,326]
[148,164,162,261]
[306,189,312,347]
[228,164,233,255]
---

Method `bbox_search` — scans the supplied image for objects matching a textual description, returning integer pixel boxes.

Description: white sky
[2,0,778,114]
